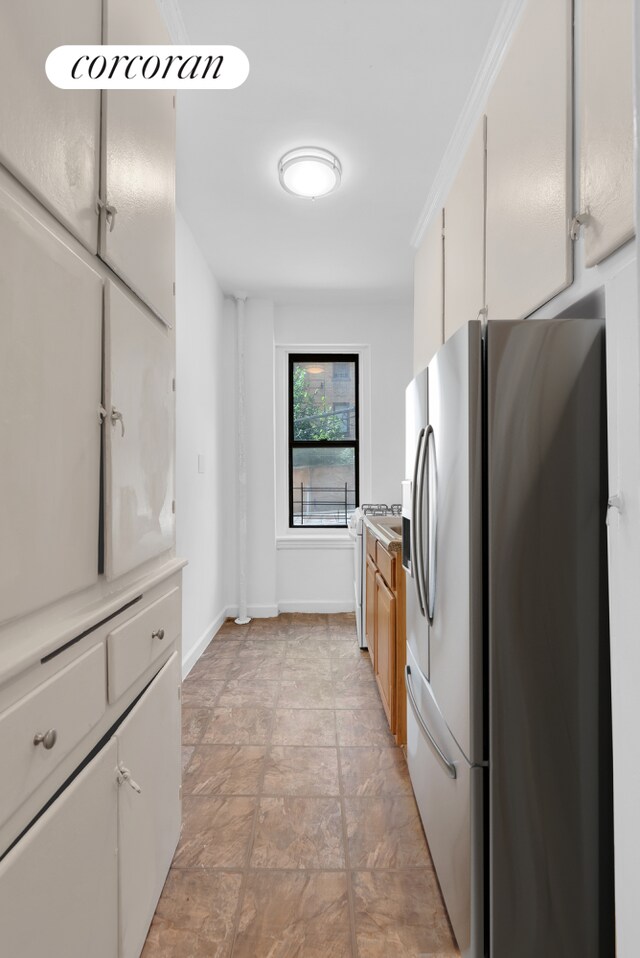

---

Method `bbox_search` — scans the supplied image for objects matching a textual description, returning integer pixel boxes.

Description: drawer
[107,586,181,703]
[366,528,377,561]
[375,541,396,590]
[0,644,106,830]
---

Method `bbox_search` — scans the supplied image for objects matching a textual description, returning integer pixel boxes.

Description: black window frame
[288,353,360,529]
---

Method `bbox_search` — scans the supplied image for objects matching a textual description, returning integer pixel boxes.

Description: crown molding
[410,0,528,249]
[155,0,190,44]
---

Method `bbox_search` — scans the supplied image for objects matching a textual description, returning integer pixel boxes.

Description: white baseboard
[278,600,356,614]
[182,609,227,678]
[224,604,280,620]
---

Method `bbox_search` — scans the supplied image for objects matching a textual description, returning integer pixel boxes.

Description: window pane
[292,360,356,440]
[291,447,356,526]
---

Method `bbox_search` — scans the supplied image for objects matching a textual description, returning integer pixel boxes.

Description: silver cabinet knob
[152,628,165,641]
[33,729,57,750]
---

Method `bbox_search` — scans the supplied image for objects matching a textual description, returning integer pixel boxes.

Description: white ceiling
[174,0,504,303]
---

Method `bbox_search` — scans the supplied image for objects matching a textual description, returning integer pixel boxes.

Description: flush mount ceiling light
[278,147,342,199]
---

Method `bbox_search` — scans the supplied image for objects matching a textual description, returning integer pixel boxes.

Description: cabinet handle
[152,628,165,641]
[110,406,125,437]
[33,729,58,750]
[117,764,142,794]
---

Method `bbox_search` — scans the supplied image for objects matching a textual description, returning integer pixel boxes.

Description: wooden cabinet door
[414,209,444,374]
[444,118,486,342]
[365,554,377,666]
[580,0,634,266]
[115,652,181,958]
[375,572,396,729]
[101,0,176,324]
[0,740,118,958]
[104,280,175,580]
[486,0,572,319]
[0,1,102,253]
[0,180,102,624]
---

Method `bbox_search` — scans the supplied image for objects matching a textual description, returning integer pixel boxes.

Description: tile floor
[142,613,459,958]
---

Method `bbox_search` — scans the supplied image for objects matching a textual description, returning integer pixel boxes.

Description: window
[289,354,359,527]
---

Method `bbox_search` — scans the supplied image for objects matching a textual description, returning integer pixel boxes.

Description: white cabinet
[116,652,182,958]
[444,118,486,341]
[0,0,101,252]
[413,209,444,374]
[486,0,573,319]
[101,0,176,325]
[0,181,102,624]
[579,0,635,266]
[104,280,175,580]
[0,740,119,958]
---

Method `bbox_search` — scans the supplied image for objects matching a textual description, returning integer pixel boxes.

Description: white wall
[175,211,235,673]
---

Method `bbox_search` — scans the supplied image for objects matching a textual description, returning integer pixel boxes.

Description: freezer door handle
[406,665,457,779]
[411,428,427,617]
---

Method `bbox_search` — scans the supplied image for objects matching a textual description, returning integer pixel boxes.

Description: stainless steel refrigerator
[402,319,614,958]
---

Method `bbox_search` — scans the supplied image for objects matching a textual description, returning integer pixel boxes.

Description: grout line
[335,707,360,958]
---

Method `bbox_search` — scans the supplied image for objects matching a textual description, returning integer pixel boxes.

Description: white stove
[349,503,401,649]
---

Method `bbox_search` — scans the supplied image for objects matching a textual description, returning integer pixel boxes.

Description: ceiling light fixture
[278,147,342,199]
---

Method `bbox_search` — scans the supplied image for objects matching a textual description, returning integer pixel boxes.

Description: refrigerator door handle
[406,665,457,779]
[411,427,427,617]
[425,426,437,622]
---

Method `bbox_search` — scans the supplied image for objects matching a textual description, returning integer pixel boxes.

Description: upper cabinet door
[444,118,486,341]
[580,0,634,267]
[414,209,444,375]
[0,180,102,625]
[104,280,175,581]
[0,1,101,253]
[486,0,573,319]
[101,0,176,325]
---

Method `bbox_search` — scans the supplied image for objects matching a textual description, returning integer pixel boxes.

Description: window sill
[276,535,353,551]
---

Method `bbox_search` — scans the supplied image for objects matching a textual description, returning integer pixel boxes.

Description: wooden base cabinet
[365,528,407,745]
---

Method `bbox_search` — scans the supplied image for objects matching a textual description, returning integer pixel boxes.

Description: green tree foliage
[292,365,344,440]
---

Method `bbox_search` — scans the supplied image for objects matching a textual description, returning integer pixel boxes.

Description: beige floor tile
[202,707,273,745]
[330,642,371,661]
[352,869,458,958]
[345,797,432,868]
[239,639,287,657]
[181,708,210,745]
[173,796,256,869]
[335,709,395,747]
[272,708,336,746]
[227,658,284,682]
[281,656,333,679]
[278,677,335,709]
[181,677,226,708]
[340,747,413,796]
[141,869,242,958]
[287,637,334,657]
[250,797,345,869]
[233,871,352,958]
[264,746,340,796]
[181,746,195,773]
[217,680,280,708]
[182,745,266,796]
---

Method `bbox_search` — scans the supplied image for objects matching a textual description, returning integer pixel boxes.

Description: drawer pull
[152,628,165,641]
[117,764,142,794]
[33,729,58,750]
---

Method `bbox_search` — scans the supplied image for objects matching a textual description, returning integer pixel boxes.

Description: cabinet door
[580,0,634,266]
[414,209,444,374]
[0,182,102,624]
[101,0,176,325]
[365,554,377,667]
[0,740,118,958]
[444,118,486,341]
[115,652,181,958]
[0,1,101,252]
[375,572,396,729]
[486,0,572,319]
[104,280,175,580]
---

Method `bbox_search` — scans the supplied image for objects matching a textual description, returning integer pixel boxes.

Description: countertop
[363,514,402,553]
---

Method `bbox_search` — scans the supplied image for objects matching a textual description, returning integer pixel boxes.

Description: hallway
[142,613,458,957]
